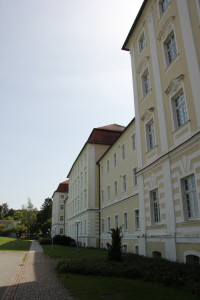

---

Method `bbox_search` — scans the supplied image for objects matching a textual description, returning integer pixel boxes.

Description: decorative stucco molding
[157,16,175,40]
[137,56,149,74]
[165,74,184,95]
[141,107,154,121]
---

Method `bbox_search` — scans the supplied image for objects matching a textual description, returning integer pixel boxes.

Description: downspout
[64,197,67,236]
[97,161,101,249]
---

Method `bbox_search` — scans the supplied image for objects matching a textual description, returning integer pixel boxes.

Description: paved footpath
[2,241,75,300]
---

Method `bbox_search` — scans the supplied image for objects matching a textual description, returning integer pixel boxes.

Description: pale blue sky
[0,0,143,210]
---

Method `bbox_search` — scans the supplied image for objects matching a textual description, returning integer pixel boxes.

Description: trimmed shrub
[53,235,76,247]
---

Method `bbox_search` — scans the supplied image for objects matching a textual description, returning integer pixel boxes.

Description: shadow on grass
[0,240,31,251]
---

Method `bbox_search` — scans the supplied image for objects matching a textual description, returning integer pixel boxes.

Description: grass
[42,244,107,259]
[0,237,31,251]
[60,273,199,300]
[42,244,200,300]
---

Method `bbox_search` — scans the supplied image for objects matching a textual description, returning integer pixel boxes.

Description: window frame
[114,180,118,197]
[150,189,161,224]
[122,174,127,192]
[113,152,117,168]
[181,174,199,221]
[124,212,128,231]
[146,119,156,151]
[133,168,137,186]
[107,185,111,201]
[171,89,188,130]
[138,31,146,53]
[115,215,119,229]
[158,0,170,16]
[141,68,151,98]
[134,209,140,230]
[131,134,136,152]
[121,144,126,160]
[163,30,178,67]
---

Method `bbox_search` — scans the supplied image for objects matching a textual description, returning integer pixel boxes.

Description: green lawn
[42,244,199,300]
[61,274,199,300]
[42,244,107,259]
[0,237,31,251]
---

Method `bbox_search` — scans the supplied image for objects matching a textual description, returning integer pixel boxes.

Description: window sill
[142,88,152,102]
[145,144,158,155]
[164,53,180,74]
[158,2,171,25]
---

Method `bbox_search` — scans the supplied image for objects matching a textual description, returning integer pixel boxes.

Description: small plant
[106,227,123,262]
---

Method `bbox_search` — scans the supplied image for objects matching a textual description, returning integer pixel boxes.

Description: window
[172,91,188,128]
[122,175,127,192]
[61,195,64,199]
[101,190,104,206]
[113,153,117,167]
[131,134,136,151]
[60,204,64,210]
[139,32,146,52]
[60,216,64,222]
[101,219,104,234]
[107,160,110,173]
[153,251,162,258]
[133,168,137,185]
[123,244,128,253]
[159,0,169,15]
[146,120,156,150]
[115,215,118,229]
[108,217,111,231]
[121,144,125,160]
[135,209,140,230]
[182,175,199,219]
[186,255,200,265]
[60,228,63,235]
[114,181,118,197]
[124,213,128,231]
[107,186,110,201]
[135,245,139,254]
[142,69,150,97]
[84,220,86,234]
[101,166,104,178]
[164,31,177,66]
[150,189,161,224]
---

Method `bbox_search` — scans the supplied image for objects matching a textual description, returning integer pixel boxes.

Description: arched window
[152,251,162,259]
[186,255,200,265]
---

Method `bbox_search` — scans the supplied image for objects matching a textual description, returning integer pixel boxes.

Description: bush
[57,253,200,295]
[53,235,76,247]
[39,238,52,245]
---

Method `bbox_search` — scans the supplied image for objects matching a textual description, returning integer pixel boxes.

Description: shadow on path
[1,242,75,300]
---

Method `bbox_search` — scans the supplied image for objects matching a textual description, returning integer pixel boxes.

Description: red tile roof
[55,180,69,193]
[87,124,125,145]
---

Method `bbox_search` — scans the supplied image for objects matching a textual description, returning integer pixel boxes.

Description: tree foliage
[106,227,123,262]
[21,198,38,235]
[37,198,52,236]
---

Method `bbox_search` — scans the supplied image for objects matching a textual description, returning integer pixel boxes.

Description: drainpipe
[97,161,101,249]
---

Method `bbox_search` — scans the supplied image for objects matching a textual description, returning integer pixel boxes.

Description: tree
[106,227,123,262]
[21,198,38,236]
[14,224,28,238]
[37,198,52,236]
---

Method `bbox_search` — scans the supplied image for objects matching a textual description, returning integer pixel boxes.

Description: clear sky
[0,0,143,210]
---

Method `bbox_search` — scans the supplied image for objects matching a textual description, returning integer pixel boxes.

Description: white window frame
[138,31,146,53]
[107,185,110,201]
[113,152,117,168]
[101,218,104,234]
[133,168,137,186]
[60,216,64,222]
[122,174,127,192]
[171,89,188,130]
[121,144,125,160]
[107,160,110,173]
[114,180,118,197]
[60,204,64,210]
[141,68,151,98]
[124,212,128,231]
[158,0,170,17]
[163,30,178,67]
[123,244,128,253]
[115,215,119,229]
[134,209,140,230]
[150,189,161,224]
[181,174,199,220]
[60,228,64,235]
[108,216,111,231]
[60,195,64,199]
[146,119,156,151]
[101,189,104,206]
[131,134,136,152]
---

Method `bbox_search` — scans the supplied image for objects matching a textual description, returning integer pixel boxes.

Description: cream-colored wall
[126,0,200,261]
[52,191,67,235]
[99,121,140,252]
